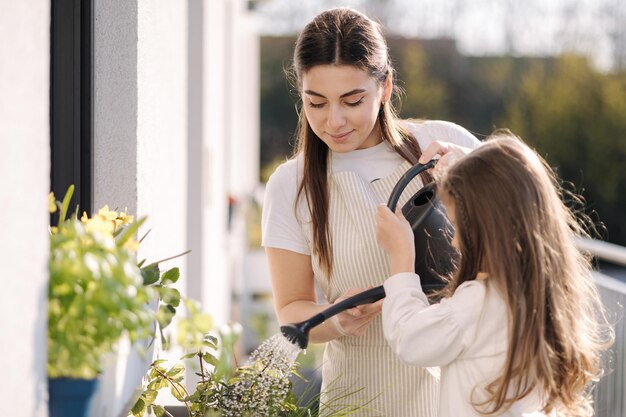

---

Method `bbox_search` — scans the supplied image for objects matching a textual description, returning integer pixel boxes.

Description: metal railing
[576,238,626,417]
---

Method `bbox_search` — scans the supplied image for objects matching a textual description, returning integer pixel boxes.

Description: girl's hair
[287,7,428,277]
[439,131,613,416]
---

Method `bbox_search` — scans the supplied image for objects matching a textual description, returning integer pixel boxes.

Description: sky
[253,0,625,72]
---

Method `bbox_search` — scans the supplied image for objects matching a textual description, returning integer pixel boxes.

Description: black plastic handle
[301,286,386,331]
[320,285,386,320]
[387,159,438,211]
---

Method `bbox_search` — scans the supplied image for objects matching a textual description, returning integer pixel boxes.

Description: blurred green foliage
[260,36,626,245]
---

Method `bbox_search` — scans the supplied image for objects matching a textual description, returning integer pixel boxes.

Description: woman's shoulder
[266,155,303,188]
[403,119,481,149]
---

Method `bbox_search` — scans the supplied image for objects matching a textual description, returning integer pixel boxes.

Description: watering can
[282,159,457,349]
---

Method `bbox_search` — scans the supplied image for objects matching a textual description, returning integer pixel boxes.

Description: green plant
[129,321,366,417]
[47,185,186,379]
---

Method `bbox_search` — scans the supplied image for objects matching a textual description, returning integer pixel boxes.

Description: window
[50,0,93,214]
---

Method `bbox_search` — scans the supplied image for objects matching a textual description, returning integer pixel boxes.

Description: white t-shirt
[261,120,481,254]
[383,273,553,417]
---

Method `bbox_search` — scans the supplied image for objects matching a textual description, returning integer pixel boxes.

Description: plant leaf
[141,263,160,285]
[166,363,185,380]
[157,304,176,329]
[116,216,147,247]
[153,405,166,417]
[161,267,180,285]
[130,398,146,416]
[142,389,158,405]
[202,352,218,366]
[58,184,75,226]
[158,287,181,308]
[170,384,186,401]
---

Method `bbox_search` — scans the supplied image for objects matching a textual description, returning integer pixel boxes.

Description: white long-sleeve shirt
[382,273,553,417]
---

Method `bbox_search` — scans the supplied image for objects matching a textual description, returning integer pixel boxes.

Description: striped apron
[307,161,439,417]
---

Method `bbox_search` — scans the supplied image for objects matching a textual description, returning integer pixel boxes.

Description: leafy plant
[129,321,365,417]
[47,185,187,379]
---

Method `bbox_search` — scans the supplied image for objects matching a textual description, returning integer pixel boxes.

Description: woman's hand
[418,140,473,179]
[331,287,383,337]
[376,204,415,274]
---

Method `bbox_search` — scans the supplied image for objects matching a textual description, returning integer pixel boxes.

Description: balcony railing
[577,238,626,417]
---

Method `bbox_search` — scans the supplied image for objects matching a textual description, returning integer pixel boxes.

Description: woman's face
[300,64,391,153]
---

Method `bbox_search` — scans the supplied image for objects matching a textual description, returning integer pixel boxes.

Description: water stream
[220,333,303,416]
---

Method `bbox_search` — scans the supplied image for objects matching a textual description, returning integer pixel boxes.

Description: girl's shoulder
[403,119,481,149]
[452,279,488,302]
[446,279,503,329]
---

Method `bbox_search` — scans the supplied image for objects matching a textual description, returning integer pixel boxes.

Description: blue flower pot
[48,377,100,417]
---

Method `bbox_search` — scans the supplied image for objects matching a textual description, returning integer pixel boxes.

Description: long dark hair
[287,7,428,277]
[439,132,613,415]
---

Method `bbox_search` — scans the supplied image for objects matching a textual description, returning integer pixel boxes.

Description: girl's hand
[418,140,473,179]
[375,204,415,274]
[331,287,383,337]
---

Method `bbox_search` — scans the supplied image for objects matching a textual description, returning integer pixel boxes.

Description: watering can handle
[319,285,386,320]
[387,159,438,212]
[304,286,386,330]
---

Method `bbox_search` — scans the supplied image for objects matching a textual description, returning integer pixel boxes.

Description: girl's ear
[382,74,393,103]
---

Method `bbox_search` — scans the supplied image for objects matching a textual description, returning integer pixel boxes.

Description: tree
[501,55,626,244]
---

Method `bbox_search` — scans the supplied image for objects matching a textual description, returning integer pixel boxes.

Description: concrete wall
[91,0,261,412]
[0,1,50,416]
[0,0,259,413]
[91,1,190,414]
[93,0,139,215]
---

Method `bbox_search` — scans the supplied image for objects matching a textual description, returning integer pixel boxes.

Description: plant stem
[154,368,193,417]
[151,249,192,266]
[198,352,207,385]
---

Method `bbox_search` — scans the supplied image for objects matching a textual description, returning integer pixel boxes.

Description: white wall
[91,1,190,415]
[186,0,261,333]
[94,0,189,332]
[0,1,50,416]
[186,0,232,328]
[227,0,260,198]
[136,0,188,292]
[0,0,260,414]
[200,0,231,327]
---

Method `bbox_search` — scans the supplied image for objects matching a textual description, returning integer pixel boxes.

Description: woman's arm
[266,247,382,344]
[406,120,481,179]
[418,140,475,180]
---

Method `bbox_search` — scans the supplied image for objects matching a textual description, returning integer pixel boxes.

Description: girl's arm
[376,204,482,367]
[382,275,488,367]
[266,247,382,344]
[375,204,415,275]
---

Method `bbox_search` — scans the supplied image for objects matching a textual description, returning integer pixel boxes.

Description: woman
[262,7,480,416]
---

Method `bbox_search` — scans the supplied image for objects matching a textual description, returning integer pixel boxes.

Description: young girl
[262,6,480,416]
[376,132,613,416]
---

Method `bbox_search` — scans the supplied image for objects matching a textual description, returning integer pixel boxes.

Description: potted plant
[47,186,183,417]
